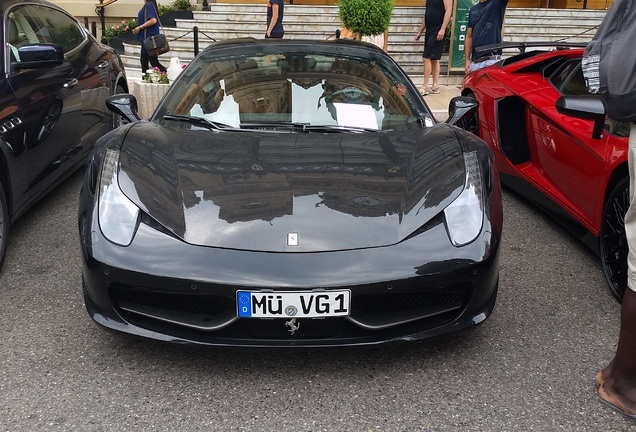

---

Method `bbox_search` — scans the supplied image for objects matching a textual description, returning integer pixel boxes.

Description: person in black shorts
[414,0,452,96]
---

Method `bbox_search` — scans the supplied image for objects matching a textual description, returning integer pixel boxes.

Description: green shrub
[171,0,194,11]
[338,0,393,37]
[158,4,176,15]
[103,18,137,41]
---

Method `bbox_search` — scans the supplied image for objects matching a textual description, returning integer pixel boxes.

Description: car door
[5,3,88,201]
[524,58,610,229]
[34,5,113,169]
[0,71,27,213]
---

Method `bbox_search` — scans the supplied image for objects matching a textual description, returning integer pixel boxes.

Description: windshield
[154,42,432,131]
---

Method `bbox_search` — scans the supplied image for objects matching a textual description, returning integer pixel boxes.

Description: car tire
[600,176,630,302]
[0,185,8,272]
[457,91,480,137]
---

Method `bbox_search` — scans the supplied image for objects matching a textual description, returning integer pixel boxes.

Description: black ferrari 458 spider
[79,38,502,347]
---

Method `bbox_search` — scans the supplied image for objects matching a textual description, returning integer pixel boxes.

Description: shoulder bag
[142,4,170,57]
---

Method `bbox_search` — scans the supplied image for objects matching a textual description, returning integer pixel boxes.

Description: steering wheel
[326,86,374,104]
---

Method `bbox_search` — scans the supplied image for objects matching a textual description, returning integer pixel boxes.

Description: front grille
[112,287,233,316]
[353,290,468,315]
[110,286,236,331]
[108,283,474,342]
[349,289,471,329]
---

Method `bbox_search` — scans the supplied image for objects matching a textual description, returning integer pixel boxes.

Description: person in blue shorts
[463,0,509,74]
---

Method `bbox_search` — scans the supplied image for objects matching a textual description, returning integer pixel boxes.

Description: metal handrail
[95,0,119,40]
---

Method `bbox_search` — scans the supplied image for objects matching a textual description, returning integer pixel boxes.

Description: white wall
[58,0,202,38]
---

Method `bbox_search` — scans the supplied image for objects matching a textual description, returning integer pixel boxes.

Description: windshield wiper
[302,124,382,133]
[239,122,381,133]
[163,114,235,130]
[239,121,308,131]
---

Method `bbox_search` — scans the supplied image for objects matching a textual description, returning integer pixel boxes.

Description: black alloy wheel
[0,185,7,272]
[456,91,480,137]
[600,177,630,302]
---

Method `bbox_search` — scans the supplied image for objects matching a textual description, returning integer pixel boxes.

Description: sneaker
[430,87,440,94]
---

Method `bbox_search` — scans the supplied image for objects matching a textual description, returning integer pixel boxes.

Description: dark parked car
[0,0,128,270]
[456,42,630,301]
[79,38,502,347]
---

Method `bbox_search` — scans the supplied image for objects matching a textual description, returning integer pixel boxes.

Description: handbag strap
[143,4,147,39]
[143,2,163,40]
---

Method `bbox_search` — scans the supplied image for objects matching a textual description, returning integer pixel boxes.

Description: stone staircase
[119,4,607,87]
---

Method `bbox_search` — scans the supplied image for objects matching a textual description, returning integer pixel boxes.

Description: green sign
[448,0,479,71]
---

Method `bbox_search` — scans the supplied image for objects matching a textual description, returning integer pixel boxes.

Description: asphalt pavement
[0,162,635,431]
[421,84,462,122]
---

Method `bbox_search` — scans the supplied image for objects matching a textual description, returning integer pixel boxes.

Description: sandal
[419,86,430,96]
[430,87,440,94]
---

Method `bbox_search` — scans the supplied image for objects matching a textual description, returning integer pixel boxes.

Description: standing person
[588,0,636,418]
[132,0,166,74]
[597,125,636,419]
[414,0,452,95]
[463,0,509,75]
[266,0,284,38]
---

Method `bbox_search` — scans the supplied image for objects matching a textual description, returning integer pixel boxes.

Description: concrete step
[116,4,604,98]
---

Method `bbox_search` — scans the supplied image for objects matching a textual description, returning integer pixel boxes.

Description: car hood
[116,122,466,252]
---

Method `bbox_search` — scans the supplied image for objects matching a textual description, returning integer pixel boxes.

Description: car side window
[550,58,630,138]
[7,5,85,55]
[550,60,589,96]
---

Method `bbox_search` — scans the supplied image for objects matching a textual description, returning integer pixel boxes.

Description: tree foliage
[338,0,393,37]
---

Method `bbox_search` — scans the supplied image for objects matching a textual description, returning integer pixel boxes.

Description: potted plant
[159,0,195,27]
[338,0,393,51]
[440,18,451,53]
[102,17,138,53]
[133,67,171,119]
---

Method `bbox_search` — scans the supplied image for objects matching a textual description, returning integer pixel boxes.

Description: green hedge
[338,0,394,37]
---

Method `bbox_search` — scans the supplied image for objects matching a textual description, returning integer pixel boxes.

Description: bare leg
[422,57,432,90]
[598,117,636,418]
[431,59,440,89]
[599,289,636,416]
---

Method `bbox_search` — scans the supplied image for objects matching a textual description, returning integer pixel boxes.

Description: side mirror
[555,95,605,139]
[13,44,64,69]
[446,96,479,127]
[106,93,141,123]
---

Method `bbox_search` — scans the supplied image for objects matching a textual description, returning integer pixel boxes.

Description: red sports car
[455,42,630,301]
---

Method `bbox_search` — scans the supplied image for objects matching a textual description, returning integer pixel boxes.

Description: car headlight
[444,151,484,247]
[98,148,140,246]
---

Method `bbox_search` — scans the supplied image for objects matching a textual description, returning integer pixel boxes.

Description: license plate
[237,290,350,318]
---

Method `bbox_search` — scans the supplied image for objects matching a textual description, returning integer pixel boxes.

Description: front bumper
[79,203,501,347]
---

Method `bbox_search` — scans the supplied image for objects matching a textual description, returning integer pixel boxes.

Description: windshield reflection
[155,47,425,132]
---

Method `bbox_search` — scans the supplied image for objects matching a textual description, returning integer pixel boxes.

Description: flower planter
[108,33,139,54]
[131,81,170,119]
[160,10,194,27]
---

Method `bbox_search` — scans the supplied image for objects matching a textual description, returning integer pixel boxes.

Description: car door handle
[64,78,78,88]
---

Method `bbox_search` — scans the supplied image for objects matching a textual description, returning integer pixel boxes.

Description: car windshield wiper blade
[239,122,381,133]
[239,121,309,131]
[302,124,382,133]
[163,114,235,130]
